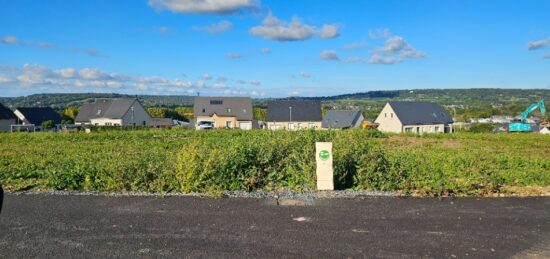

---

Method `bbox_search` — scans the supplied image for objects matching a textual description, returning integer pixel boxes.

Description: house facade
[75,99,152,126]
[14,107,62,130]
[322,110,364,129]
[267,100,322,130]
[0,103,16,131]
[375,101,454,133]
[193,97,254,129]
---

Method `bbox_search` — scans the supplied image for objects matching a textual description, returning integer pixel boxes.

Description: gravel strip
[9,189,398,199]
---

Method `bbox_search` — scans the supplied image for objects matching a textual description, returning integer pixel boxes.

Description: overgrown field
[1,130,549,196]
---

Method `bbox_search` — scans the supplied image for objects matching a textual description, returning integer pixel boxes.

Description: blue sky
[1,0,549,97]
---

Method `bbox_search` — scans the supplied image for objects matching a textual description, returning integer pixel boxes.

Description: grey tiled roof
[322,110,363,128]
[16,107,62,125]
[75,99,138,123]
[194,97,253,121]
[389,101,453,125]
[267,100,322,122]
[0,103,16,120]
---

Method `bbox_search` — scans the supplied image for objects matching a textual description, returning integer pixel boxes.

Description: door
[239,121,252,130]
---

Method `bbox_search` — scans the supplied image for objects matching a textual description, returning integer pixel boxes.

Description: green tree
[253,107,267,121]
[62,106,79,123]
[41,120,55,130]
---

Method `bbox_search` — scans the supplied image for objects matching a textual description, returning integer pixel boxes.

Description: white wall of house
[121,101,151,126]
[374,103,403,133]
[402,124,446,134]
[267,121,322,130]
[0,119,15,131]
[90,118,123,126]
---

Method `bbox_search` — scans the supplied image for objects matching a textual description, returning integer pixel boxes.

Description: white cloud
[320,50,339,61]
[319,24,339,39]
[249,80,261,85]
[201,73,213,80]
[236,79,247,84]
[365,29,426,65]
[344,56,361,63]
[148,0,258,14]
[367,54,401,65]
[261,47,271,54]
[56,68,76,78]
[216,76,227,82]
[527,38,550,50]
[226,53,242,59]
[250,14,315,41]
[299,71,311,78]
[0,36,23,45]
[193,20,233,34]
[1,36,107,57]
[3,63,265,96]
[0,74,14,84]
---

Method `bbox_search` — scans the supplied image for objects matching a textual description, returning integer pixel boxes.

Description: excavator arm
[521,99,546,122]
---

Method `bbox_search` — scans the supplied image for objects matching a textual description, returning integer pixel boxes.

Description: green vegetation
[1,130,548,196]
[40,120,55,130]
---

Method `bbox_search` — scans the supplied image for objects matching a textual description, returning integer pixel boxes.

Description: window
[202,108,206,113]
[226,121,232,128]
[288,123,295,130]
[435,126,440,132]
[96,109,102,116]
[385,113,387,118]
[210,100,223,105]
[405,127,413,133]
[309,123,316,129]
[391,113,393,118]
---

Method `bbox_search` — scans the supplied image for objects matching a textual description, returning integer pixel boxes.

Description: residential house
[14,107,62,130]
[193,97,254,129]
[375,101,454,133]
[267,100,322,130]
[322,110,364,129]
[75,99,151,126]
[0,103,16,131]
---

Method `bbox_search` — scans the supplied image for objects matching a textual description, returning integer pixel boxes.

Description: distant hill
[0,93,195,109]
[0,89,548,121]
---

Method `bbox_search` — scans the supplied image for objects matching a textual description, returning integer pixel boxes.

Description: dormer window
[96,109,102,116]
[227,108,232,113]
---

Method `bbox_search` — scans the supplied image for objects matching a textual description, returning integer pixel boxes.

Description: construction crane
[508,99,546,132]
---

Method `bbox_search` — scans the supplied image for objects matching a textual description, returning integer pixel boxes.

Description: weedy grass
[0,130,548,196]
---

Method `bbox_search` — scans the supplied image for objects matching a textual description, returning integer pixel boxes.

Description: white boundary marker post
[315,142,334,190]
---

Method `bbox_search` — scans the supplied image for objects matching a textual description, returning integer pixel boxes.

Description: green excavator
[508,99,546,132]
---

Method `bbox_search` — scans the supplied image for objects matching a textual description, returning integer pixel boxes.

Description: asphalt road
[1,194,550,258]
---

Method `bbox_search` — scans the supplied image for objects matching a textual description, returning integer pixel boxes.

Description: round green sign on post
[319,150,330,161]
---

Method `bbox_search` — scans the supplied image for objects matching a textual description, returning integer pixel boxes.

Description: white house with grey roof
[375,101,454,133]
[0,103,16,131]
[322,110,364,129]
[75,99,152,126]
[194,96,254,129]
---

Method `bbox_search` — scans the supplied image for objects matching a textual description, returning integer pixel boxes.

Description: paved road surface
[1,194,550,258]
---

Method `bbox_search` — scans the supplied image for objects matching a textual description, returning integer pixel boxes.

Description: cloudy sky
[1,0,549,97]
